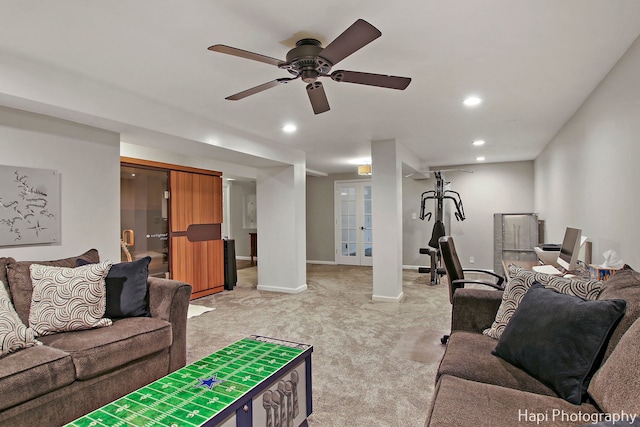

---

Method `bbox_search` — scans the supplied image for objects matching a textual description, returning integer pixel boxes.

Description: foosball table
[66,336,313,427]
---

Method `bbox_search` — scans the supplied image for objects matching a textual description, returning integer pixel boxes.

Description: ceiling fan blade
[208,44,284,67]
[318,19,381,66]
[330,70,411,90]
[306,82,330,114]
[226,78,295,100]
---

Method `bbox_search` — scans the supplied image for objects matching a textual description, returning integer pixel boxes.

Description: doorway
[120,166,170,278]
[335,180,373,266]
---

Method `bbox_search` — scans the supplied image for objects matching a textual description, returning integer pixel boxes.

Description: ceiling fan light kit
[208,19,412,114]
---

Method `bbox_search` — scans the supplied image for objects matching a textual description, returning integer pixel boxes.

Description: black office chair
[439,235,505,344]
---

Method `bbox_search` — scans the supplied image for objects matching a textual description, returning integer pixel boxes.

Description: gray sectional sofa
[425,265,640,427]
[0,250,192,427]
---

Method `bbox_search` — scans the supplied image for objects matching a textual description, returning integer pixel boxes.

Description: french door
[335,181,373,266]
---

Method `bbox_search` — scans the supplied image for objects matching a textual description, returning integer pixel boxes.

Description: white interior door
[335,181,372,266]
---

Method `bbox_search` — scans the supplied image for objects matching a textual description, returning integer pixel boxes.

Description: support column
[371,139,404,301]
[255,163,307,293]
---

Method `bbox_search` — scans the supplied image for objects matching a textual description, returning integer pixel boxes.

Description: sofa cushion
[493,283,625,404]
[426,375,600,427]
[437,331,557,397]
[28,262,113,336]
[78,256,152,318]
[0,345,75,411]
[483,264,604,339]
[588,318,640,416]
[0,280,41,356]
[37,317,172,380]
[596,266,640,361]
[5,249,100,325]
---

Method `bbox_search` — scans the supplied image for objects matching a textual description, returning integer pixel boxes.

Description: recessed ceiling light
[463,96,482,107]
[472,140,485,146]
[476,156,485,162]
[282,123,297,133]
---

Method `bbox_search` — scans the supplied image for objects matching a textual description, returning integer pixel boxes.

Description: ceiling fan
[208,19,412,114]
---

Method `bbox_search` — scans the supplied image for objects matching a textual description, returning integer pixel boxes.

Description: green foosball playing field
[66,336,313,427]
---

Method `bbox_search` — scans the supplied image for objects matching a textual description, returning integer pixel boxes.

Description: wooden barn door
[170,170,224,299]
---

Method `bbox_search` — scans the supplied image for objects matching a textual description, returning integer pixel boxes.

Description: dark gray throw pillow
[492,282,626,405]
[78,256,151,318]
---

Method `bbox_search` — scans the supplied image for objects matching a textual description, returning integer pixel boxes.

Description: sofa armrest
[451,288,503,334]
[147,277,192,373]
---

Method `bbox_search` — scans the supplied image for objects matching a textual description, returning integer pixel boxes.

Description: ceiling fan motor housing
[282,38,332,82]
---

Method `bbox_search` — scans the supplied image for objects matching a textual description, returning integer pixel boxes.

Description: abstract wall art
[0,165,60,246]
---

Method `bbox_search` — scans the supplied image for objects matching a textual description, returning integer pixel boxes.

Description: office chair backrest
[439,235,465,303]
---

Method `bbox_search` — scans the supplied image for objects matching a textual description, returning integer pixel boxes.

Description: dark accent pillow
[492,282,626,404]
[77,256,151,318]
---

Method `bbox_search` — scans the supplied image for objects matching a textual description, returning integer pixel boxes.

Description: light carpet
[186,264,452,427]
[187,304,215,318]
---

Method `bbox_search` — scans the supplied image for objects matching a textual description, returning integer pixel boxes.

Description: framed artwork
[243,194,257,229]
[0,165,60,246]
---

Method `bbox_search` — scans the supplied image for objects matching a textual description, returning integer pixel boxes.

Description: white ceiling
[1,1,640,174]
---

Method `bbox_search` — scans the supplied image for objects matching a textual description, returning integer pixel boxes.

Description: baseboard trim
[306,260,337,265]
[257,284,308,294]
[372,291,404,303]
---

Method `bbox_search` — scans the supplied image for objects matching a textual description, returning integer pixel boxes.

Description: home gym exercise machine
[417,170,466,285]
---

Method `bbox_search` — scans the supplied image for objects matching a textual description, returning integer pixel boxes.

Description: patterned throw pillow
[28,261,113,336]
[5,249,100,325]
[483,264,604,339]
[1,279,41,356]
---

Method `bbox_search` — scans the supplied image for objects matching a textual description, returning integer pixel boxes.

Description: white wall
[402,176,435,267]
[535,35,640,268]
[403,162,535,269]
[307,161,534,270]
[436,161,535,270]
[371,139,404,300]
[228,180,257,257]
[0,106,120,262]
[306,172,360,263]
[256,164,307,293]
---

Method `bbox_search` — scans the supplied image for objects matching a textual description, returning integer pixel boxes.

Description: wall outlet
[469,256,475,264]
[411,212,417,220]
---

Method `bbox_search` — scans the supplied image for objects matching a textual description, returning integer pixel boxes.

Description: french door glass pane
[364,185,372,257]
[120,166,169,278]
[340,185,357,257]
